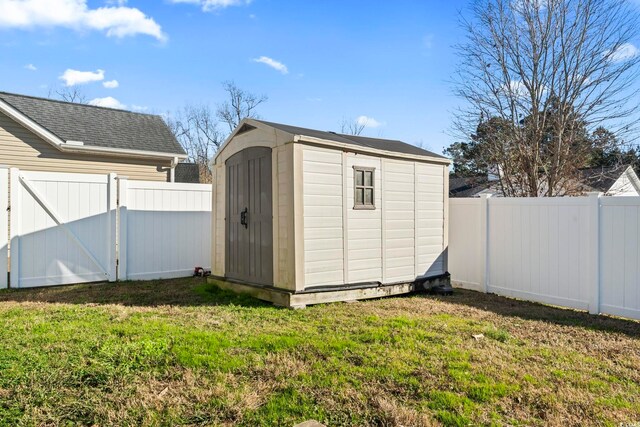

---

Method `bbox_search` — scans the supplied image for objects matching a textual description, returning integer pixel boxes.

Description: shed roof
[255,120,447,159]
[0,91,185,156]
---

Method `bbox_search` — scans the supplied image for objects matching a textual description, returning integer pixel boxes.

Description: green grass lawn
[0,278,638,426]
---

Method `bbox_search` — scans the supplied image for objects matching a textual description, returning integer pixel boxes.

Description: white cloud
[253,56,288,74]
[88,96,126,109]
[169,0,250,12]
[0,0,166,41]
[608,43,639,63]
[508,79,527,95]
[59,68,104,86]
[131,104,148,112]
[103,79,119,88]
[356,115,384,128]
[500,79,530,99]
[24,63,37,71]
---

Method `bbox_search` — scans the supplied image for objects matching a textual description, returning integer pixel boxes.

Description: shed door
[225,147,273,286]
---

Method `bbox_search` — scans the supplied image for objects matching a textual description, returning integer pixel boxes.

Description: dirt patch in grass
[0,278,638,426]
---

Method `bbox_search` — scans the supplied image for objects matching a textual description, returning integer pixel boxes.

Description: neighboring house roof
[255,120,446,158]
[451,165,640,197]
[450,176,492,198]
[175,163,202,183]
[0,91,186,159]
[578,165,640,195]
[449,177,466,191]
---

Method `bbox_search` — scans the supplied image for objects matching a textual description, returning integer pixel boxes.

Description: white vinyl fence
[0,168,211,289]
[450,194,640,320]
[119,179,211,280]
[9,169,117,288]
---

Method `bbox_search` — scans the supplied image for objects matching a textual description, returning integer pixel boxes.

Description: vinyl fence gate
[0,167,211,289]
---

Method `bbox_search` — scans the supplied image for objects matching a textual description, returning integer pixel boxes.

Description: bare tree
[166,104,222,183]
[48,86,88,104]
[453,0,640,196]
[340,117,366,135]
[167,82,268,182]
[216,81,268,133]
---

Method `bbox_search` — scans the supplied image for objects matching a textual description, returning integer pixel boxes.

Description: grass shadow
[0,277,271,309]
[419,288,640,338]
[3,277,638,340]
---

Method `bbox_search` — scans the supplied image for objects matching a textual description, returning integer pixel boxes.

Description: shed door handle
[240,207,248,229]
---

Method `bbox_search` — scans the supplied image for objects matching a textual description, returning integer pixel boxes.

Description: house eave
[59,144,188,161]
[0,99,65,148]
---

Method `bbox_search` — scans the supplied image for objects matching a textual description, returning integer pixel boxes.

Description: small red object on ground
[193,267,211,277]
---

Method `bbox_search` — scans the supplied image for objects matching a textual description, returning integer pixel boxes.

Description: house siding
[608,168,640,196]
[0,112,171,181]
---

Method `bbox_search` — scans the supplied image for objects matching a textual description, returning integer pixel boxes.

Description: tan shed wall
[301,144,448,289]
[346,153,383,283]
[275,143,296,290]
[211,127,297,291]
[211,122,449,293]
[301,145,345,287]
[0,112,171,181]
[212,162,226,277]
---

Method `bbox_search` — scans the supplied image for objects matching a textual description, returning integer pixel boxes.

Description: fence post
[0,166,8,289]
[480,194,492,293]
[588,192,601,315]
[117,176,128,281]
[9,168,20,288]
[107,173,117,282]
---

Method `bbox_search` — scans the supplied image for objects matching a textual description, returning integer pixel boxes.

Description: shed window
[353,167,375,210]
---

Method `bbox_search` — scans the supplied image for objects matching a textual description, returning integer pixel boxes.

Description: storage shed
[210,119,451,307]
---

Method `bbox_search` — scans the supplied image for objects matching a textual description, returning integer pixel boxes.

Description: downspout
[169,156,178,182]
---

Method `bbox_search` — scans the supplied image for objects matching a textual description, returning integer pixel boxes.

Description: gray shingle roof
[578,165,630,192]
[0,91,185,155]
[449,175,491,197]
[255,120,447,159]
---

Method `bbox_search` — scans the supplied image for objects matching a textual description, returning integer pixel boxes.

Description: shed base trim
[207,274,450,308]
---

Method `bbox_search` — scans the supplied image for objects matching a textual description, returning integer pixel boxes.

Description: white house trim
[607,165,640,196]
[59,144,187,160]
[0,99,65,148]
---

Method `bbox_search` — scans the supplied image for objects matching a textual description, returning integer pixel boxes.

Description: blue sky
[1,0,470,155]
